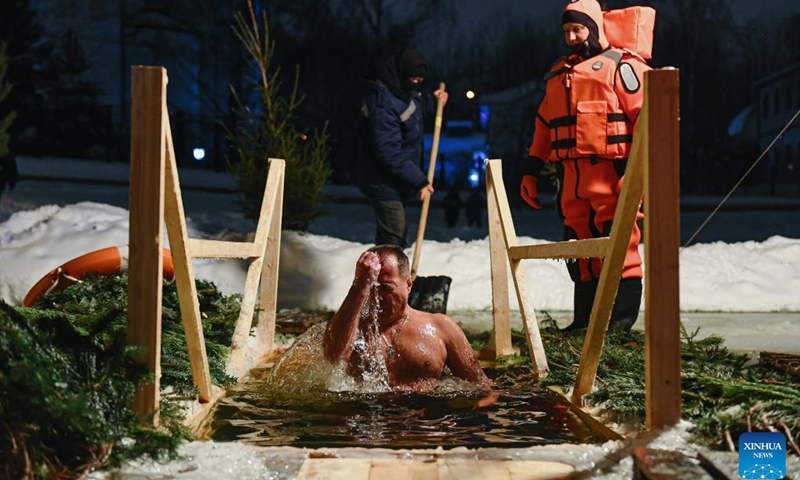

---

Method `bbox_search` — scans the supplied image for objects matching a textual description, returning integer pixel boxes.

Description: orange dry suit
[528,48,650,282]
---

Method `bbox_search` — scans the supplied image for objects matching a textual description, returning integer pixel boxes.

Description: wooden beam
[508,238,610,260]
[644,68,682,429]
[164,114,213,402]
[256,159,285,354]
[486,161,515,357]
[186,239,264,259]
[127,66,166,424]
[572,96,648,405]
[228,158,284,376]
[486,160,548,377]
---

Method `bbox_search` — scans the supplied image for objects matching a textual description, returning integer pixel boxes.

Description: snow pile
[2,202,800,313]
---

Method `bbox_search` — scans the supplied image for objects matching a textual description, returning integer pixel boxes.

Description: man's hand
[418,184,434,202]
[434,89,448,106]
[353,251,381,291]
[520,175,542,209]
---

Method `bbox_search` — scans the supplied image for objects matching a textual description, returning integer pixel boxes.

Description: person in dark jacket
[443,188,461,228]
[0,153,17,199]
[357,47,448,248]
[465,188,484,228]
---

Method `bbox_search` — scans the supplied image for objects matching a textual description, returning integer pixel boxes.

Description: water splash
[349,285,391,393]
[267,286,391,394]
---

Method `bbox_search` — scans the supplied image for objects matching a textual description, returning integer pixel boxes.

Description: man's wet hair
[367,244,410,279]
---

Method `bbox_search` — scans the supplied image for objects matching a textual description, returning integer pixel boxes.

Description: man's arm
[615,57,650,123]
[322,252,380,364]
[437,315,491,386]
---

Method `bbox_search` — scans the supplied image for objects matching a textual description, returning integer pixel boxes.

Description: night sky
[456,0,800,28]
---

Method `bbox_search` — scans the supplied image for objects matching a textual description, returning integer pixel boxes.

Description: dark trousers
[370,199,408,248]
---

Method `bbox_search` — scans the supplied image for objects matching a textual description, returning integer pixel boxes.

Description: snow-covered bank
[2,202,800,313]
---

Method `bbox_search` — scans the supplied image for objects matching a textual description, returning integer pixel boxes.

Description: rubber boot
[562,280,598,332]
[562,278,642,333]
[608,277,643,333]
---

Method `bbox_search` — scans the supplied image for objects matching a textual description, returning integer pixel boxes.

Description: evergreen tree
[38,29,106,159]
[0,0,48,156]
[227,1,331,231]
[0,0,106,160]
[0,41,17,196]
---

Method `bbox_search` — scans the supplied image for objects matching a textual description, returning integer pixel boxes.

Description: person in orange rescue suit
[520,0,650,333]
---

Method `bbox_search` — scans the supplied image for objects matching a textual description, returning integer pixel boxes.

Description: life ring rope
[41,267,84,299]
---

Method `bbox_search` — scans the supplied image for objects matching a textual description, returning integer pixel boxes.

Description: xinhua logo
[738,432,786,479]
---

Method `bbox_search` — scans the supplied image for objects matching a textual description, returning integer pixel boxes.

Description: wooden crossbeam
[186,239,264,259]
[508,238,610,261]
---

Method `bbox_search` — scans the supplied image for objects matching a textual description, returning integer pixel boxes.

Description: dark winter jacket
[357,81,437,202]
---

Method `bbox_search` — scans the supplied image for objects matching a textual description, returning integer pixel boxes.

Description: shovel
[408,82,452,314]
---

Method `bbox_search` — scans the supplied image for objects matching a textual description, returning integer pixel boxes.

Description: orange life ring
[23,246,175,307]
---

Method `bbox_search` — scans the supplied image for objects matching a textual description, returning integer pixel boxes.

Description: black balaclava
[371,47,427,102]
[398,47,428,92]
[562,9,604,59]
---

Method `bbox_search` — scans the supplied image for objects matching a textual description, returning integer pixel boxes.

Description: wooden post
[571,95,648,405]
[128,66,167,424]
[486,160,549,377]
[645,68,682,429]
[227,158,284,376]
[256,160,284,353]
[163,116,213,402]
[486,161,515,357]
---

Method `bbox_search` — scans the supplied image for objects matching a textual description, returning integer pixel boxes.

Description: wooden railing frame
[128,66,284,424]
[486,69,681,429]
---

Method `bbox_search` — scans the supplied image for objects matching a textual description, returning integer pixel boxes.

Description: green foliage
[471,319,800,451]
[227,2,332,231]
[0,41,16,161]
[1,274,243,479]
[26,274,239,395]
[0,301,187,479]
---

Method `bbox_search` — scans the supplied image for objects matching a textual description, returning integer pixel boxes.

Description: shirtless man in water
[322,245,491,390]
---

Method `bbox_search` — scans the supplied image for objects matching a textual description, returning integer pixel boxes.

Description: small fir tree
[0,42,17,197]
[0,42,17,160]
[0,42,15,161]
[227,1,331,231]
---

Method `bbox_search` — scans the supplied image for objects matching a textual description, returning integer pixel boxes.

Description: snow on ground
[2,200,800,314]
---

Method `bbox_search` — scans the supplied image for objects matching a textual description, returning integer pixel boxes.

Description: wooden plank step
[295,459,575,480]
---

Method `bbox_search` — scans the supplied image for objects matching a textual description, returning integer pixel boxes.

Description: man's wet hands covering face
[371,255,411,324]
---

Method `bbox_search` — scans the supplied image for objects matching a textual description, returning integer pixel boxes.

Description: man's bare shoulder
[410,308,453,324]
[416,311,471,342]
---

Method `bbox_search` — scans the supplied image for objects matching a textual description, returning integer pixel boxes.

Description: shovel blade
[408,275,452,314]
